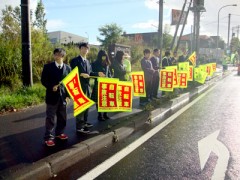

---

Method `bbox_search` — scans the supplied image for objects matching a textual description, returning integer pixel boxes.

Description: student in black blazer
[41,48,71,147]
[70,42,105,134]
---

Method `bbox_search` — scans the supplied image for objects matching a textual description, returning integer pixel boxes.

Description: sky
[1,0,240,45]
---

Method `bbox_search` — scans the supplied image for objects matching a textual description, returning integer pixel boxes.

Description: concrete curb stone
[44,143,89,176]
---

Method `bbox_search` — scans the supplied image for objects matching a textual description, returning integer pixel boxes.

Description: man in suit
[150,49,160,99]
[70,42,105,134]
[41,48,71,147]
[140,49,158,106]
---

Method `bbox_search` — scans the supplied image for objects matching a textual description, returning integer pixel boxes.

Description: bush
[0,83,45,112]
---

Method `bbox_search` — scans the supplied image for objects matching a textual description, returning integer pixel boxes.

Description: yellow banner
[61,67,95,117]
[98,78,119,112]
[211,63,217,72]
[166,66,179,88]
[194,67,208,84]
[178,62,189,80]
[130,71,146,97]
[188,51,196,66]
[160,69,174,92]
[178,71,188,88]
[188,66,193,81]
[206,63,213,77]
[117,81,133,112]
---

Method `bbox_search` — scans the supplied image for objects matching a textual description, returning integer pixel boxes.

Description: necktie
[83,60,87,70]
[58,65,61,69]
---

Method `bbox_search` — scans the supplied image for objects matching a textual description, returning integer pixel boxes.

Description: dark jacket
[150,56,160,70]
[112,60,127,81]
[70,56,98,96]
[91,60,112,102]
[162,56,172,68]
[41,62,71,105]
[141,58,154,81]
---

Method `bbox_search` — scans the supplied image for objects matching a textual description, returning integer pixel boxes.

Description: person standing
[41,48,71,147]
[150,49,160,99]
[123,53,132,81]
[162,51,172,69]
[70,42,105,134]
[112,51,127,81]
[140,49,156,106]
[91,50,112,121]
[171,51,178,65]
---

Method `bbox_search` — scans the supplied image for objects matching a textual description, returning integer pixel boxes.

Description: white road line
[78,83,218,180]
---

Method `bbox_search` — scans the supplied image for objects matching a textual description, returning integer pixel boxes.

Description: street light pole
[216,4,237,51]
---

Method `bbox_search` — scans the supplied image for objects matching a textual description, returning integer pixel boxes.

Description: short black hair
[115,51,124,63]
[79,42,89,49]
[53,48,66,57]
[143,49,151,55]
[165,51,170,56]
[153,49,159,53]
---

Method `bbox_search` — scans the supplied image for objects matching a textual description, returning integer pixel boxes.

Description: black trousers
[140,78,152,103]
[44,100,67,140]
[151,74,160,97]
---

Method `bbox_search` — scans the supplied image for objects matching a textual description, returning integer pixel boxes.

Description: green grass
[0,83,45,112]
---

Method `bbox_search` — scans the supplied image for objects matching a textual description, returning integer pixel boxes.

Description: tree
[163,33,173,49]
[33,1,47,33]
[0,5,22,86]
[97,23,123,50]
[230,37,240,53]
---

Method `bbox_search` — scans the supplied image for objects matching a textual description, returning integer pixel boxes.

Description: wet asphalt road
[62,73,240,180]
[0,94,141,172]
[96,73,240,180]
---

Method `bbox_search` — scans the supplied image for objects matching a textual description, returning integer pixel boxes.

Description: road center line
[78,83,218,180]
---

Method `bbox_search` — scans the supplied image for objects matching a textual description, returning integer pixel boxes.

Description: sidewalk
[0,67,231,179]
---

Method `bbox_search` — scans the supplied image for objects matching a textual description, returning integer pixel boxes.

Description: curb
[0,72,229,179]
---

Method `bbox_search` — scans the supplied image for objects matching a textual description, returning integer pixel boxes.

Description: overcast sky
[1,0,240,44]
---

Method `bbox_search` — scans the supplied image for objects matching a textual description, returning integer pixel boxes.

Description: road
[71,73,240,180]
[0,93,141,172]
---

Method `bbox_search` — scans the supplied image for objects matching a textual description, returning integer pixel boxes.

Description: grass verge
[0,83,45,114]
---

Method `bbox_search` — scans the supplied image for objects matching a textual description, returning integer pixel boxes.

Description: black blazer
[150,56,160,70]
[70,56,98,96]
[41,62,71,105]
[141,58,154,81]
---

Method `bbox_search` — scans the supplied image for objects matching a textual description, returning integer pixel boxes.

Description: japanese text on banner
[61,67,95,117]
[98,78,119,112]
[130,71,146,97]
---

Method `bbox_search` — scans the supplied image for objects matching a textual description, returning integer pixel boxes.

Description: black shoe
[103,114,110,120]
[98,116,106,121]
[76,127,90,134]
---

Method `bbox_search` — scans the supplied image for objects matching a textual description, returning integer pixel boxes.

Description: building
[47,31,88,44]
[123,32,158,47]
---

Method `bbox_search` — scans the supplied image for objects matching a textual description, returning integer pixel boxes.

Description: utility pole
[21,0,33,86]
[175,0,193,53]
[190,0,205,65]
[158,0,163,65]
[170,0,188,51]
[227,13,231,52]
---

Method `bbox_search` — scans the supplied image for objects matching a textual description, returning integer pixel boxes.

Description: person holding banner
[162,51,172,69]
[112,50,127,81]
[41,48,71,147]
[70,43,105,134]
[171,51,178,65]
[140,49,156,106]
[150,48,160,99]
[91,50,112,121]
